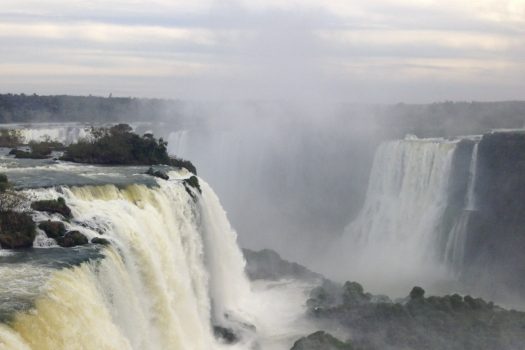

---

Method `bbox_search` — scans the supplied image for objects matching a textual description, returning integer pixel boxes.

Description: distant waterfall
[444,142,479,272]
[167,130,190,158]
[338,137,458,294]
[10,124,92,145]
[0,178,251,350]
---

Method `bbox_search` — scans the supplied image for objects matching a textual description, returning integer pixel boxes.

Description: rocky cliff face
[465,132,525,296]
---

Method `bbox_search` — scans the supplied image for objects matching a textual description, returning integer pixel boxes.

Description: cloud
[0,0,523,102]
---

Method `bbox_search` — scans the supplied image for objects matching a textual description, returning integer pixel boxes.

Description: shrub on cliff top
[60,124,196,174]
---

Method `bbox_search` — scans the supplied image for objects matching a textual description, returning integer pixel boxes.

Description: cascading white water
[337,136,458,294]
[444,142,479,271]
[465,142,479,211]
[0,176,253,350]
[167,130,190,158]
[9,125,92,145]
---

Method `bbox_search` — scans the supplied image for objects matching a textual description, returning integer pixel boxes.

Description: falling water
[444,142,479,272]
[0,178,252,350]
[337,136,459,294]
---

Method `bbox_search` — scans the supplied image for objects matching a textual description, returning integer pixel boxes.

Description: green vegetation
[8,139,65,159]
[0,129,22,147]
[304,282,525,350]
[60,124,196,174]
[0,93,179,123]
[31,197,72,219]
[291,331,354,350]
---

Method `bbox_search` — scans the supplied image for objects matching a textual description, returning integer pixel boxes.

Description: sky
[0,0,524,103]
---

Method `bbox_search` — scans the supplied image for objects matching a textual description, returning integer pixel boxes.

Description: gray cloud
[0,0,523,102]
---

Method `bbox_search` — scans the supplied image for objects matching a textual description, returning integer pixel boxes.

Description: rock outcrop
[31,197,72,219]
[56,231,88,247]
[464,132,525,295]
[0,211,36,249]
[38,220,66,238]
[243,248,322,281]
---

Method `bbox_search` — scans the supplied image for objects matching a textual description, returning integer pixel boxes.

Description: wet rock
[31,197,72,218]
[145,167,169,180]
[38,220,66,238]
[243,248,323,281]
[0,211,36,249]
[213,326,238,344]
[91,237,110,245]
[56,230,88,247]
[183,176,201,200]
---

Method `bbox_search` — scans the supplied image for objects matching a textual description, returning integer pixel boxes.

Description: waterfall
[0,177,252,350]
[465,142,479,211]
[167,130,190,158]
[444,142,479,271]
[12,124,92,145]
[337,137,458,294]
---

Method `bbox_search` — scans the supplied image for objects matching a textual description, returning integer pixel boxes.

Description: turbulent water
[0,157,316,350]
[333,136,466,295]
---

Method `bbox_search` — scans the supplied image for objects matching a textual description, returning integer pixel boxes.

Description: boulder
[56,231,88,247]
[0,211,36,249]
[31,197,72,218]
[38,220,66,238]
[183,176,202,199]
[91,237,110,245]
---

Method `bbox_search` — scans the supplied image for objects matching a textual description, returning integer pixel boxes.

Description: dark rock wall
[465,132,525,294]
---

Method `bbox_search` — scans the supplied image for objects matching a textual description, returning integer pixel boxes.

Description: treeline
[376,101,525,138]
[0,93,184,123]
[2,94,525,139]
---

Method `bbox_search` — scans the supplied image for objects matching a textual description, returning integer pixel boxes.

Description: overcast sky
[0,0,523,103]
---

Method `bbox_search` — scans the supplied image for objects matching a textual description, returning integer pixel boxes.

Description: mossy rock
[38,220,66,238]
[31,197,72,218]
[0,211,36,249]
[291,331,354,350]
[56,231,88,247]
